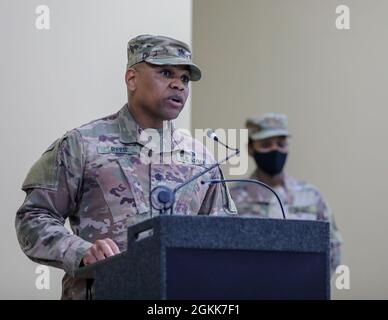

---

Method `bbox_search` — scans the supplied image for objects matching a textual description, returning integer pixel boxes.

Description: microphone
[206,129,239,151]
[149,129,240,214]
[173,149,240,194]
[150,129,286,220]
[201,178,286,219]
[205,129,286,219]
[150,149,240,214]
[206,129,218,141]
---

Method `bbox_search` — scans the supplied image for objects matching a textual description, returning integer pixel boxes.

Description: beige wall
[0,0,192,299]
[193,0,388,299]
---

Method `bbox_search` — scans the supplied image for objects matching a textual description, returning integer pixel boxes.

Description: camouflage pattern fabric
[246,113,290,141]
[229,170,342,274]
[127,34,201,81]
[16,104,236,299]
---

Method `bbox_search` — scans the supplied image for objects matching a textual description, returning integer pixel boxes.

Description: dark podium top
[75,215,330,300]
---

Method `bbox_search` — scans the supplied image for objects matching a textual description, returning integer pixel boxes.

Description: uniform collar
[118,104,141,144]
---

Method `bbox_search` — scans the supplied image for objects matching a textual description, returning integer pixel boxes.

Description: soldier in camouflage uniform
[15,35,236,299]
[229,113,342,274]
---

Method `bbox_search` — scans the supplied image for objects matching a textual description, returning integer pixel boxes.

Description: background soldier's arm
[317,194,343,275]
[15,130,93,276]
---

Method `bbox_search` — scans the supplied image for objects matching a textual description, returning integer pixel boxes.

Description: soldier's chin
[162,108,183,121]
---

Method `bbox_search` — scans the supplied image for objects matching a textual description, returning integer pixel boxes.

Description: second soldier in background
[230,113,342,273]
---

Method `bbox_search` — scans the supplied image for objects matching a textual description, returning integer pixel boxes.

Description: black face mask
[253,150,288,176]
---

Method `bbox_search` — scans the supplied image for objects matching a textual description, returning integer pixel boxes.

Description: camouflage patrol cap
[246,113,290,140]
[127,34,201,81]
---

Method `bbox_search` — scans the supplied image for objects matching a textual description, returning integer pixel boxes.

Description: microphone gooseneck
[150,128,286,220]
[201,178,286,219]
[150,129,240,215]
[206,129,239,151]
[173,149,240,194]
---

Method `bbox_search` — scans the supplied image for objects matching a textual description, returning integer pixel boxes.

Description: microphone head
[206,129,218,141]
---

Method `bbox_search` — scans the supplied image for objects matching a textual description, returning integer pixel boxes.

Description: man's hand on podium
[82,238,120,265]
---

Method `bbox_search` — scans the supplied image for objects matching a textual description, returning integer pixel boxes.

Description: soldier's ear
[125,68,137,92]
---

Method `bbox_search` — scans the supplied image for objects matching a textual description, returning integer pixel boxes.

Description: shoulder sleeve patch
[22,138,61,191]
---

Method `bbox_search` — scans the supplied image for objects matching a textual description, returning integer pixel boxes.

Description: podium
[75,215,330,299]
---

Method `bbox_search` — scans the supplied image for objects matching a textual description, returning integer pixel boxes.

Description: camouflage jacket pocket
[149,162,209,215]
[95,159,138,223]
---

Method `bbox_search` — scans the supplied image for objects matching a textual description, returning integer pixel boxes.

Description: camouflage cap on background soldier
[127,34,201,81]
[246,113,290,141]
